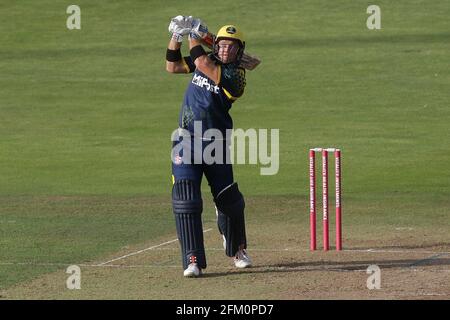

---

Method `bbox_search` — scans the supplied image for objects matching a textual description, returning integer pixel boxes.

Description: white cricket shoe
[183,263,202,277]
[234,249,252,268]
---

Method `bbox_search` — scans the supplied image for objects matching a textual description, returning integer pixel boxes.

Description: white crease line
[144,247,450,255]
[0,262,180,268]
[2,245,449,269]
[96,228,213,266]
[1,261,450,273]
[344,248,450,254]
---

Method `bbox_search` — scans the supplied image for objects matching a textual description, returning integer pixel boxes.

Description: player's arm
[189,37,220,83]
[165,16,196,74]
[166,37,196,74]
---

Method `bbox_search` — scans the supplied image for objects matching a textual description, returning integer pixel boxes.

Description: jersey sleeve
[182,56,196,73]
[219,65,246,101]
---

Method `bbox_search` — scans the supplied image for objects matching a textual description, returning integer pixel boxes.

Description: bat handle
[201,32,215,49]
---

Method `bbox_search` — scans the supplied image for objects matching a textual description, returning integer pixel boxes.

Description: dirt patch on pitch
[2,195,450,299]
[2,220,449,299]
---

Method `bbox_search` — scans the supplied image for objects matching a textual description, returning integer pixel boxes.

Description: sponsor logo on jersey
[192,74,220,94]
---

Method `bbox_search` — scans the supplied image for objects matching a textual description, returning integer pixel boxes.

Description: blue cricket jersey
[178,55,246,136]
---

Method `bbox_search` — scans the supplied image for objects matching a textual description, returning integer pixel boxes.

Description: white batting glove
[190,18,208,39]
[168,15,193,37]
[168,19,178,34]
[171,32,183,43]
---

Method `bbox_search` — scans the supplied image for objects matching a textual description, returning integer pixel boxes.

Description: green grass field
[1,0,449,299]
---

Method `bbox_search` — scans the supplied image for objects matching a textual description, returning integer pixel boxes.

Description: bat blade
[239,52,261,70]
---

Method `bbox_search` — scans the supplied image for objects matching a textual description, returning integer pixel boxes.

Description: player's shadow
[201,255,450,278]
[349,242,450,251]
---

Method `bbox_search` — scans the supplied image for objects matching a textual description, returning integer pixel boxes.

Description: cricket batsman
[165,15,252,277]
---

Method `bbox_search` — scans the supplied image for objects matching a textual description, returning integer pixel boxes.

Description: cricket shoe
[183,263,202,277]
[234,249,252,269]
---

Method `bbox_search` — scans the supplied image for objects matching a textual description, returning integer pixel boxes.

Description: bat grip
[201,32,215,48]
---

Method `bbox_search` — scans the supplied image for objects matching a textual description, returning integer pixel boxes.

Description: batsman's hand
[190,18,208,39]
[168,15,194,41]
